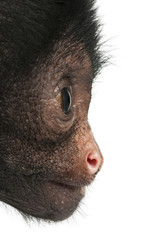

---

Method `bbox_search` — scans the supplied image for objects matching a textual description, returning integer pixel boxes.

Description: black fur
[0,0,103,82]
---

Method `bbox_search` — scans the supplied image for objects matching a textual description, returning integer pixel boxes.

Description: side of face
[0,39,103,221]
[0,0,104,222]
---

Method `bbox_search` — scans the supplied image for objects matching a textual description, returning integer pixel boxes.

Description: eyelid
[53,77,72,96]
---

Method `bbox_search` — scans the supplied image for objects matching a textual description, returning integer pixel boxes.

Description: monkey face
[0,41,103,221]
[0,0,105,222]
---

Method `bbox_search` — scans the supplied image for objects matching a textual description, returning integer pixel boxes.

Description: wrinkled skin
[0,0,104,221]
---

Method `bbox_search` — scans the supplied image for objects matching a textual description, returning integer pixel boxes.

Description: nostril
[87,157,97,168]
[86,152,101,174]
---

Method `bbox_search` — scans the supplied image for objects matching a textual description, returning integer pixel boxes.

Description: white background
[1,0,141,239]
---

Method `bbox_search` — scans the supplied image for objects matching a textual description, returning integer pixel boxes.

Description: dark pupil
[61,87,71,114]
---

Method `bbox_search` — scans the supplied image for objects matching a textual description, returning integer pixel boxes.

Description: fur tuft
[0,0,104,81]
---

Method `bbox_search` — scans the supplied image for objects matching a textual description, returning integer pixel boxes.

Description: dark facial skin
[0,0,104,222]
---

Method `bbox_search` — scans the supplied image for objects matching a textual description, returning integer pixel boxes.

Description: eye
[61,87,72,114]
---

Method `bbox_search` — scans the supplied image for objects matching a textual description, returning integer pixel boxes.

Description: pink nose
[86,151,103,174]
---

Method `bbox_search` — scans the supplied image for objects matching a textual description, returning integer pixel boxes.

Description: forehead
[34,37,94,89]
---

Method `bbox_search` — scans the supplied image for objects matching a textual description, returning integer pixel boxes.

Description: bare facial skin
[0,0,104,221]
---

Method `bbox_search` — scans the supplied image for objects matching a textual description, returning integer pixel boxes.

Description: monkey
[0,0,105,222]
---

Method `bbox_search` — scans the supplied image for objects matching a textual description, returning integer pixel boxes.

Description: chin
[14,179,86,222]
[35,181,86,222]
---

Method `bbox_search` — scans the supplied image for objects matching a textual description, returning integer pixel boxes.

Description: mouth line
[48,180,87,194]
[49,180,81,189]
[48,174,96,189]
[49,180,86,198]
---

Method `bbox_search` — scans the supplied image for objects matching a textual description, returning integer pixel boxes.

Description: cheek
[41,98,74,141]
[2,119,103,185]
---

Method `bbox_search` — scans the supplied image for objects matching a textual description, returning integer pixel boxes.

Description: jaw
[0,178,86,222]
[35,180,86,221]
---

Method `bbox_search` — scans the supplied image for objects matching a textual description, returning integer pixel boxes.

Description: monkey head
[0,0,104,221]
